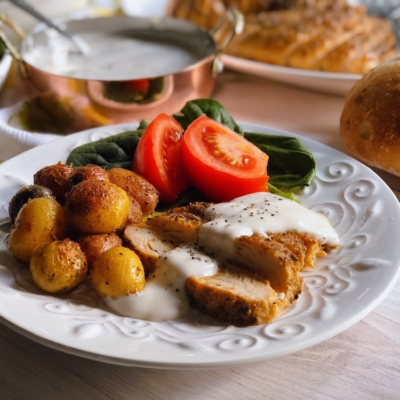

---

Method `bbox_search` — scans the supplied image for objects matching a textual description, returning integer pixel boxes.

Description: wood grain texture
[1,73,400,399]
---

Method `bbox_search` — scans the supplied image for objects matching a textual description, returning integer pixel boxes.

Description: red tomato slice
[181,115,269,202]
[133,113,189,203]
[124,79,149,94]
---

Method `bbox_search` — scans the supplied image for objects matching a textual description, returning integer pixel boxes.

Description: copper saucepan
[0,11,244,132]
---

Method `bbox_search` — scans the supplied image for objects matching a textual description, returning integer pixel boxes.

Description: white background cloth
[0,102,60,160]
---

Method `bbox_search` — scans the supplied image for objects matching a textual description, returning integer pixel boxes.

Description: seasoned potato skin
[30,239,88,293]
[8,197,66,263]
[77,233,122,267]
[34,162,74,202]
[91,246,145,298]
[108,168,158,214]
[68,164,109,190]
[125,197,142,226]
[8,185,54,222]
[65,180,130,234]
[114,197,143,236]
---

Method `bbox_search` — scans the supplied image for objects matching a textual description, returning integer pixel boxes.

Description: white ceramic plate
[222,55,362,96]
[0,122,399,369]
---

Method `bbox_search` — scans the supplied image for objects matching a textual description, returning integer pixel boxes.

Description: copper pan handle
[0,14,28,79]
[209,9,244,77]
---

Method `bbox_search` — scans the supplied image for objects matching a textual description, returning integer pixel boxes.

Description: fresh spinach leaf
[173,99,244,135]
[66,120,150,170]
[245,132,316,188]
[267,183,299,203]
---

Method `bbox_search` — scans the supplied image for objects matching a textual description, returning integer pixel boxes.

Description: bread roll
[340,57,400,175]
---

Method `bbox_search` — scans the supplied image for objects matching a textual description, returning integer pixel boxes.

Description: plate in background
[222,55,362,96]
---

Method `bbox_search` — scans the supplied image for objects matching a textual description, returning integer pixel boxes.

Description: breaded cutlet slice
[232,232,324,301]
[124,202,211,274]
[185,266,288,326]
[145,212,203,244]
[124,224,178,274]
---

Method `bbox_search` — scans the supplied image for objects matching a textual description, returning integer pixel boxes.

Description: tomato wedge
[181,115,269,202]
[133,113,189,203]
[124,79,149,94]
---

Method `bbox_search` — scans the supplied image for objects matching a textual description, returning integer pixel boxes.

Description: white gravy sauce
[22,31,201,81]
[199,192,339,261]
[105,245,218,322]
[107,192,339,321]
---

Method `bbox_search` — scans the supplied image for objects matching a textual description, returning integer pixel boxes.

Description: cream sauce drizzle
[108,192,339,321]
[199,192,339,261]
[105,245,218,322]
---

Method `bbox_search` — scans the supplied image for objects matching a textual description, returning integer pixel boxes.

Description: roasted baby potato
[77,233,122,267]
[68,164,109,190]
[8,185,54,222]
[34,162,74,202]
[91,246,145,298]
[108,168,158,214]
[64,180,130,234]
[125,197,142,226]
[8,197,66,263]
[114,198,142,237]
[30,239,88,293]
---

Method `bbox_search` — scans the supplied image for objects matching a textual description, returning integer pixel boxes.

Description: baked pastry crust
[318,17,394,73]
[168,0,397,74]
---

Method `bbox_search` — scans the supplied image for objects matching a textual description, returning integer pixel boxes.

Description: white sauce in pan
[22,31,202,81]
[106,192,339,321]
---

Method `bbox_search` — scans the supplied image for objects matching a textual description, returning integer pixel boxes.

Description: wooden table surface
[0,72,399,399]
